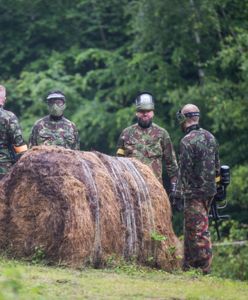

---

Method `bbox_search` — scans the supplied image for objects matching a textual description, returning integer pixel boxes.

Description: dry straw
[0,146,182,270]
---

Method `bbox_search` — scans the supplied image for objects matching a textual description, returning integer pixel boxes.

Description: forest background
[0,0,247,232]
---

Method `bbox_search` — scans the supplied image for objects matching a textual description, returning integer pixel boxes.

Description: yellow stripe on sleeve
[14,144,28,153]
[215,176,221,183]
[116,148,125,156]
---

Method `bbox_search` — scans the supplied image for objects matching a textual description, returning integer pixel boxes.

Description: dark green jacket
[177,126,220,200]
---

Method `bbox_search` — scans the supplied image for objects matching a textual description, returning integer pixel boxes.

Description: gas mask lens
[176,110,186,124]
[48,99,65,106]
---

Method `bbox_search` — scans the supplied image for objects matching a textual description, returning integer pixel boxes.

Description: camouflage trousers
[183,197,213,273]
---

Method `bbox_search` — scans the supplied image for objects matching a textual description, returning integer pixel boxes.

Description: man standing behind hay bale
[29,90,80,150]
[0,85,27,179]
[116,91,178,189]
[172,104,220,274]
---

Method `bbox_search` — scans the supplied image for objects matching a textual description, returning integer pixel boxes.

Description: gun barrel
[209,200,230,240]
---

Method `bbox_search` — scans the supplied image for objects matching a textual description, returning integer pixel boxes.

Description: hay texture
[0,146,181,270]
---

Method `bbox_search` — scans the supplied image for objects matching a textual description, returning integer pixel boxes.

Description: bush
[213,243,248,281]
[212,220,248,281]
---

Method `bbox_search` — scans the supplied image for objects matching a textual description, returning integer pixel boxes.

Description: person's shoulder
[0,108,18,120]
[183,128,216,144]
[200,128,218,145]
[180,134,189,145]
[151,123,170,136]
[121,123,138,134]
[33,116,49,127]
[200,128,215,138]
[181,130,195,145]
[61,117,77,127]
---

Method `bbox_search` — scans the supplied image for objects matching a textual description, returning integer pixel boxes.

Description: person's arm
[29,124,38,148]
[179,140,194,183]
[9,113,27,158]
[170,141,193,211]
[162,131,178,185]
[116,131,125,156]
[73,125,80,150]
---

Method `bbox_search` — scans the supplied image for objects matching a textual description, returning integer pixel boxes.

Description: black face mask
[185,124,200,134]
[137,117,153,128]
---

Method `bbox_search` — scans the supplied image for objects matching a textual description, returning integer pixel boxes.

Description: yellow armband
[116,148,125,156]
[215,176,221,183]
[14,144,28,153]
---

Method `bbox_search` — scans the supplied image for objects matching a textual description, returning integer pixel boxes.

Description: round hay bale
[0,146,182,270]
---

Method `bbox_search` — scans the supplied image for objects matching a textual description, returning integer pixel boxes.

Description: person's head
[0,85,6,106]
[135,92,155,128]
[176,103,200,132]
[46,90,66,117]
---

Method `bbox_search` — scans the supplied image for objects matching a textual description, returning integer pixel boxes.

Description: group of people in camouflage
[0,86,79,180]
[0,85,220,274]
[29,90,80,150]
[117,93,220,275]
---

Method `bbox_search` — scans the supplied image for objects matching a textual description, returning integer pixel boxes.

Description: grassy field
[0,258,248,300]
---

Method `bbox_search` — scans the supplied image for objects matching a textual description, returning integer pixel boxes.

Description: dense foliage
[0,0,248,223]
[212,220,248,281]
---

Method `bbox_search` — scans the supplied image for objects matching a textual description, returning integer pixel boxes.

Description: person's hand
[169,192,184,212]
[169,182,184,212]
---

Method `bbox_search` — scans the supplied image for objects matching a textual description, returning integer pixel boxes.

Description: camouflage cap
[135,92,154,111]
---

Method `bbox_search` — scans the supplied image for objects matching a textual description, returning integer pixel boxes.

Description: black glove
[15,153,23,162]
[169,183,183,212]
[169,192,184,212]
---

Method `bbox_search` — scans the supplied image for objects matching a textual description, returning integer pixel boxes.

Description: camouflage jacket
[116,123,178,183]
[176,125,220,200]
[0,106,26,174]
[29,115,80,150]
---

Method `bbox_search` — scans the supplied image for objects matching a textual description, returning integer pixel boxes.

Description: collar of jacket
[185,124,200,134]
[49,115,63,122]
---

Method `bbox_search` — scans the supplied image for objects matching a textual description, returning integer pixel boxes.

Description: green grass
[0,258,248,300]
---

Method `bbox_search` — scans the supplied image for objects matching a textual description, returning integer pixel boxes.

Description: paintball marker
[209,165,230,240]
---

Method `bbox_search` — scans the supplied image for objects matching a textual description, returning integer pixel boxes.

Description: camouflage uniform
[117,123,178,183]
[0,106,27,178]
[29,115,80,150]
[176,124,220,273]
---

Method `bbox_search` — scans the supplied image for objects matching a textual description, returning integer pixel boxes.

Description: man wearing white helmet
[116,91,178,187]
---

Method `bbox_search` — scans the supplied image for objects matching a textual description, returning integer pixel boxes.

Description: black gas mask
[176,110,200,123]
[176,110,200,132]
